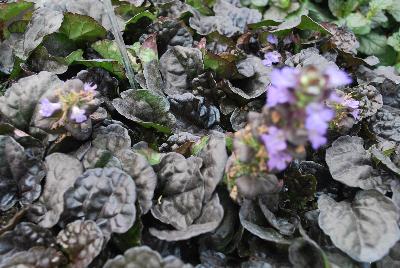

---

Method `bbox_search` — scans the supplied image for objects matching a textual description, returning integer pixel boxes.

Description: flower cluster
[261,66,357,171]
[262,34,282,67]
[39,82,98,126]
[262,34,294,67]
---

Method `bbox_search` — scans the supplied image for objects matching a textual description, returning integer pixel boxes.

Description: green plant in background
[241,0,303,21]
[326,0,400,66]
[241,0,400,68]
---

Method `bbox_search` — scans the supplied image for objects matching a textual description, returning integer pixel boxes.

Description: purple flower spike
[270,67,300,90]
[262,51,281,67]
[266,85,294,107]
[70,106,87,123]
[39,98,61,117]
[305,103,335,149]
[267,34,278,45]
[84,82,97,93]
[325,67,352,88]
[267,151,292,171]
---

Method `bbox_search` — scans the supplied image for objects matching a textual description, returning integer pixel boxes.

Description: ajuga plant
[227,65,359,198]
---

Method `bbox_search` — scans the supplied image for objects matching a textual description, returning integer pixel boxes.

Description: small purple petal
[262,51,281,67]
[325,67,352,88]
[70,106,87,123]
[343,98,359,110]
[308,132,328,150]
[267,34,278,45]
[39,98,61,117]
[270,67,300,89]
[350,109,361,120]
[305,103,334,149]
[266,85,294,107]
[306,103,335,123]
[262,58,273,67]
[329,92,344,103]
[267,151,292,171]
[84,82,97,93]
[342,98,360,119]
[261,126,287,155]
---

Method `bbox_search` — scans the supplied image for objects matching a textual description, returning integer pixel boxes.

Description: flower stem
[103,0,137,89]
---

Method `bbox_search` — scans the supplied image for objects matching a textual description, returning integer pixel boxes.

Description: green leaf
[59,12,107,43]
[251,15,331,35]
[28,46,68,74]
[191,136,210,156]
[64,49,84,65]
[388,2,400,22]
[203,51,238,79]
[358,33,387,55]
[186,0,215,15]
[369,10,388,27]
[125,11,156,26]
[344,13,371,35]
[295,15,331,34]
[225,135,233,152]
[388,30,400,52]
[306,1,335,22]
[328,0,358,18]
[395,63,400,73]
[92,40,140,71]
[248,19,281,30]
[136,35,158,64]
[376,46,397,66]
[73,59,125,79]
[135,147,163,165]
[7,20,29,34]
[92,40,124,65]
[112,89,174,134]
[0,1,33,22]
[251,0,269,7]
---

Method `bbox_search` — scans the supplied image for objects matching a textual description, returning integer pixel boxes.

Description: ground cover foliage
[1,0,400,267]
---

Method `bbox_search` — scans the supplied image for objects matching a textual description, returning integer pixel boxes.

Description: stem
[103,0,137,89]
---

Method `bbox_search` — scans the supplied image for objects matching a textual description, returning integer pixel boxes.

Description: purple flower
[329,93,361,120]
[325,67,352,88]
[84,82,97,93]
[343,98,360,119]
[270,67,300,90]
[350,109,360,119]
[261,126,287,154]
[70,106,87,123]
[307,132,328,150]
[328,92,344,103]
[266,85,294,107]
[261,126,292,171]
[343,98,359,109]
[267,151,292,171]
[267,34,278,45]
[39,98,61,117]
[305,103,335,149]
[262,51,281,67]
